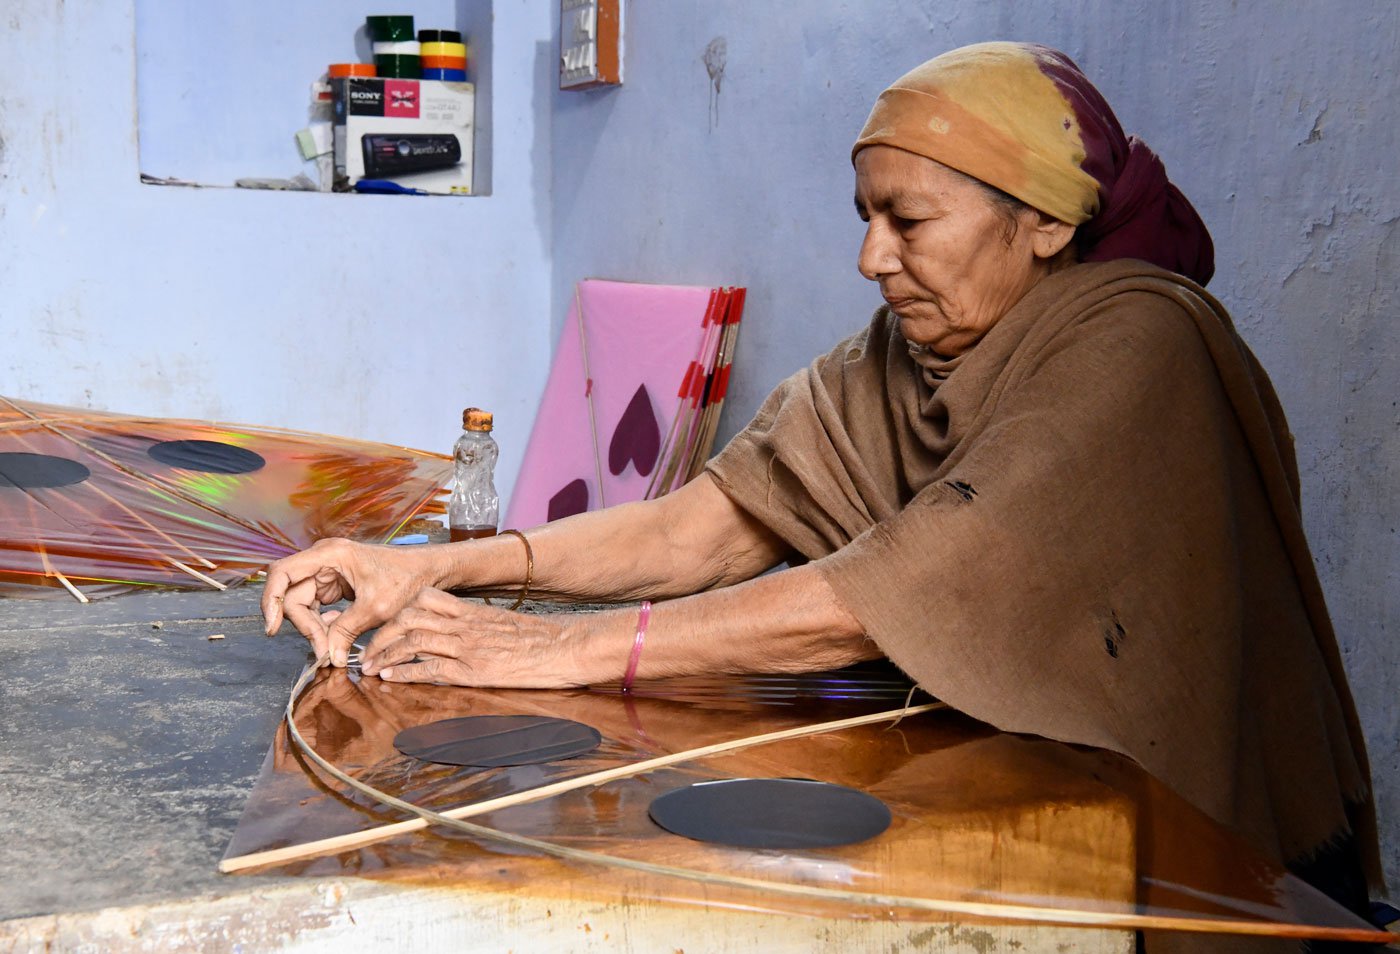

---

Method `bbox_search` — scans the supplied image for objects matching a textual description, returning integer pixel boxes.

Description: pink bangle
[622,600,651,693]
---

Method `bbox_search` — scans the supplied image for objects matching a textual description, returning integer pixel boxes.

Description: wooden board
[221,667,1392,946]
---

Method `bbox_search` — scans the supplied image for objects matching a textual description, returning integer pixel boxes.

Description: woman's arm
[262,473,791,665]
[359,559,878,687]
[436,472,792,601]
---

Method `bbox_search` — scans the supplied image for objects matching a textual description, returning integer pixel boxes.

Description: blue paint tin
[421,67,467,82]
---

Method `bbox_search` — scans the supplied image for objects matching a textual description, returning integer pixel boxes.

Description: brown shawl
[706,260,1380,891]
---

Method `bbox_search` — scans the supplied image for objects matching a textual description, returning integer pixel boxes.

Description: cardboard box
[332,77,475,195]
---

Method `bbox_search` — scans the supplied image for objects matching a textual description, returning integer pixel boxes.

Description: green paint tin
[366,15,415,42]
[374,53,422,78]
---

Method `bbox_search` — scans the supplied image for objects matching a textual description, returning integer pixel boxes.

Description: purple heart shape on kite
[609,384,661,478]
[547,478,590,521]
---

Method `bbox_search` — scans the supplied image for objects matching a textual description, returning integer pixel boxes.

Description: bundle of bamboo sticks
[646,286,746,499]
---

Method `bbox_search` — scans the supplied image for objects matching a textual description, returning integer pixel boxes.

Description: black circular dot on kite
[393,715,602,767]
[648,777,892,849]
[147,440,265,475]
[0,452,91,490]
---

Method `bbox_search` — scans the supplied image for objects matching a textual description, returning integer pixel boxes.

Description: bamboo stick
[169,559,228,590]
[22,495,88,602]
[646,290,722,500]
[574,284,608,509]
[684,290,744,483]
[34,533,89,603]
[76,480,220,571]
[52,570,89,603]
[654,289,730,497]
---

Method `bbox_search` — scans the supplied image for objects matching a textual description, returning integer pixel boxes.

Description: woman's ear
[1030,213,1077,261]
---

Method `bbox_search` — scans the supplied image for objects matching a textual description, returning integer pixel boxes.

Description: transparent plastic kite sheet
[0,396,451,600]
[222,663,1391,946]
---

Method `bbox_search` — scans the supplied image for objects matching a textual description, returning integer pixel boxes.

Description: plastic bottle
[447,408,499,541]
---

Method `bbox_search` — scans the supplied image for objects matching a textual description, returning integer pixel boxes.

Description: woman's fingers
[280,578,331,663]
[261,563,294,634]
[360,591,529,677]
[323,598,391,668]
[262,539,445,669]
[313,566,351,606]
[409,585,472,615]
[357,595,581,688]
[376,656,473,685]
[361,605,467,673]
[262,540,356,635]
[361,590,459,662]
[318,609,345,662]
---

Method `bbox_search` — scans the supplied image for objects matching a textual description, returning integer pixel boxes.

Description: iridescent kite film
[0,396,451,601]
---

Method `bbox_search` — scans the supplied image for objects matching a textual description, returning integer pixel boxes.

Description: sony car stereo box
[332,77,475,195]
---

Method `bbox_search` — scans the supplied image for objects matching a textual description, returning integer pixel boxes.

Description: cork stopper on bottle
[462,407,493,432]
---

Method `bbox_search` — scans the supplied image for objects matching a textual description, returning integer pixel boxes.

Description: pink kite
[505,280,744,531]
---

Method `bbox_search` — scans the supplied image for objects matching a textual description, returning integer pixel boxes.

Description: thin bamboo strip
[652,401,697,498]
[21,496,82,601]
[30,519,89,602]
[169,559,228,590]
[52,570,89,603]
[683,290,744,483]
[646,289,722,500]
[574,285,608,509]
[65,477,220,570]
[654,289,729,497]
[668,290,725,492]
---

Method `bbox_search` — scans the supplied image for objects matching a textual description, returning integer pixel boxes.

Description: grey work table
[0,587,1129,954]
[0,588,306,916]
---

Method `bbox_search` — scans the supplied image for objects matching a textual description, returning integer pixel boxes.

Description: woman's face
[854,145,1071,357]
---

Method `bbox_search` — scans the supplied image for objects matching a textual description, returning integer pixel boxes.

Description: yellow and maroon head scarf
[854,42,1215,285]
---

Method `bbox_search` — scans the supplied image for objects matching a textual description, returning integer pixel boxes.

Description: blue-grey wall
[0,0,553,494]
[551,2,1400,885]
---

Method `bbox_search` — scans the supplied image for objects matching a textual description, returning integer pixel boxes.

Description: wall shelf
[134,0,493,195]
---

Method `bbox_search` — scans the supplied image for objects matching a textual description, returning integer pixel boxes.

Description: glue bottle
[448,408,499,542]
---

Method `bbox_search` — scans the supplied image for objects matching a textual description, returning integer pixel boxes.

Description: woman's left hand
[359,588,585,688]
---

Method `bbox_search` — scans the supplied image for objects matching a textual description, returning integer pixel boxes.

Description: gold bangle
[500,529,534,611]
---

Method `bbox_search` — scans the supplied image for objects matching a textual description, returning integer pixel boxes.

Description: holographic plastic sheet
[0,397,451,600]
[223,664,1390,945]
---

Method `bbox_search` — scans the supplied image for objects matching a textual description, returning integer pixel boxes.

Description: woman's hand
[360,588,585,688]
[261,538,440,666]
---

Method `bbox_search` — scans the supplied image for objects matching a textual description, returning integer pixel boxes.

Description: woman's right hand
[261,537,439,667]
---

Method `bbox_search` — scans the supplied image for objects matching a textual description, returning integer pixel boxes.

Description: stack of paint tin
[419,29,468,81]
[367,14,420,78]
[354,17,468,81]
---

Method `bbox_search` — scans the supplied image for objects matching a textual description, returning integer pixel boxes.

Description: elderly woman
[263,43,1379,920]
